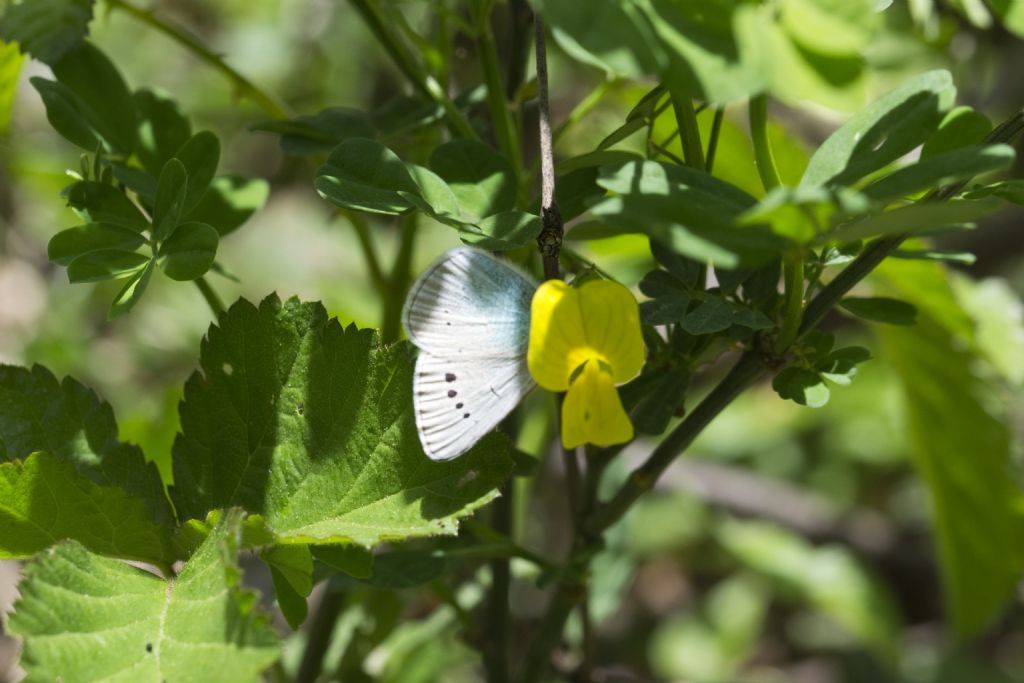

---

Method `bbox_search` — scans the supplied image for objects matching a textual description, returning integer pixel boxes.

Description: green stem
[349,0,477,140]
[381,215,418,344]
[705,106,726,173]
[520,582,584,683]
[194,276,225,317]
[105,0,290,119]
[344,210,387,295]
[670,91,705,170]
[297,589,346,683]
[483,482,512,683]
[749,94,780,191]
[775,253,804,354]
[474,0,522,180]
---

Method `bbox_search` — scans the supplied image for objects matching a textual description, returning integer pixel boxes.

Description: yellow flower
[528,279,645,449]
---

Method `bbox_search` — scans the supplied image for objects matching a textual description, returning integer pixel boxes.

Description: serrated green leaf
[185,175,269,237]
[458,211,541,251]
[65,181,147,231]
[174,131,220,214]
[0,365,171,522]
[29,76,99,150]
[862,144,1015,204]
[152,158,187,241]
[133,88,193,175]
[428,139,516,220]
[772,367,830,407]
[50,41,137,154]
[0,40,23,133]
[158,221,218,281]
[9,511,280,682]
[0,451,173,562]
[170,295,513,547]
[67,249,149,283]
[48,222,146,266]
[108,259,153,319]
[921,106,992,160]
[315,137,420,215]
[840,296,917,325]
[0,0,93,64]
[800,70,956,188]
[253,106,377,156]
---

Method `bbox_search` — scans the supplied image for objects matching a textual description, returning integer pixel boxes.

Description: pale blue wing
[413,351,533,461]
[402,247,535,357]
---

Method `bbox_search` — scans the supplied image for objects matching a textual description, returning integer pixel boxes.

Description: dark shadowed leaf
[152,158,188,241]
[772,367,830,407]
[173,131,220,214]
[65,181,147,231]
[67,249,150,283]
[429,139,516,220]
[315,138,421,215]
[158,221,219,281]
[48,222,145,266]
[840,297,918,325]
[186,175,270,237]
[0,0,93,64]
[133,88,193,175]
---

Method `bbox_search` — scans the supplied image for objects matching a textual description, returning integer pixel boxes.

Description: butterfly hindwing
[402,247,535,357]
[413,351,534,461]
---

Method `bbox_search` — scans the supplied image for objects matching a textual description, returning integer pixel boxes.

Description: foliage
[1,0,1023,682]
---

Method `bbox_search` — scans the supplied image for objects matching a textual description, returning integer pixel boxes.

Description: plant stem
[194,276,225,317]
[474,0,523,179]
[297,589,346,683]
[484,483,512,683]
[534,18,563,281]
[105,0,290,120]
[775,253,805,353]
[585,351,768,536]
[345,210,388,295]
[505,0,533,100]
[670,91,705,170]
[381,215,418,344]
[705,106,726,173]
[749,94,781,191]
[348,0,477,140]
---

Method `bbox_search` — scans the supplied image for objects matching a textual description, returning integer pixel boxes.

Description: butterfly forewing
[403,248,534,356]
[403,247,537,461]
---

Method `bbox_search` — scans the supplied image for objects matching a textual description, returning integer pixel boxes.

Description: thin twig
[705,106,725,173]
[194,276,225,317]
[534,18,562,281]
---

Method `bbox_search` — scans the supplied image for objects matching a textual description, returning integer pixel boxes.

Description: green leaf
[109,162,158,204]
[404,164,460,219]
[772,367,830,407]
[50,41,137,154]
[778,0,879,56]
[362,550,448,589]
[133,88,193,175]
[962,179,1024,204]
[65,181,148,231]
[0,364,171,522]
[312,544,374,579]
[921,106,992,160]
[186,175,270,237]
[0,40,23,133]
[158,221,219,281]
[740,185,871,243]
[620,366,690,435]
[48,222,146,266]
[174,131,220,214]
[862,144,1015,204]
[253,107,377,156]
[428,139,516,220]
[29,77,99,150]
[108,259,153,319]
[0,451,173,562]
[880,306,1023,637]
[989,0,1024,35]
[263,544,313,629]
[67,249,149,283]
[315,137,420,215]
[824,196,1004,243]
[840,296,917,325]
[718,518,901,659]
[891,248,977,265]
[815,346,871,385]
[458,211,541,251]
[9,512,280,682]
[533,0,665,77]
[680,297,773,335]
[0,0,93,64]
[152,158,188,241]
[639,294,690,326]
[800,70,956,188]
[170,295,513,546]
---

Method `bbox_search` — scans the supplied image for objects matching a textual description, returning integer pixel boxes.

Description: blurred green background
[2,1,1024,682]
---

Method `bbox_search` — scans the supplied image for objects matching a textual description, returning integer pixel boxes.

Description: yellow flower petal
[528,280,585,391]
[561,360,634,449]
[576,279,645,383]
[528,278,645,390]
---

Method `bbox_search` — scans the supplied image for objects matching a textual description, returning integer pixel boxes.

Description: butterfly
[402,247,537,461]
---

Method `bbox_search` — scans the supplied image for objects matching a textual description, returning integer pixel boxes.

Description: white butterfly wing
[403,247,537,461]
[413,352,533,461]
[403,247,535,357]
